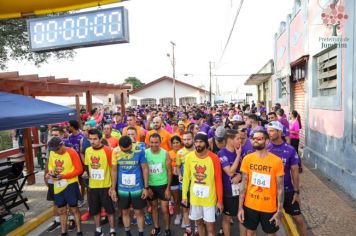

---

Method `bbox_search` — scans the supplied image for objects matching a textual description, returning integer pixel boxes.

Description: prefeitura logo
[321,2,348,36]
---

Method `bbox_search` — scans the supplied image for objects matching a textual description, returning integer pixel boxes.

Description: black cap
[47,137,64,152]
[194,132,209,146]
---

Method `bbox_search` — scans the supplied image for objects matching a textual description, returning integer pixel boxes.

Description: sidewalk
[300,162,356,235]
[11,169,53,222]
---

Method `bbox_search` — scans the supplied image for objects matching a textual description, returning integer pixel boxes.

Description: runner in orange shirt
[145,117,171,151]
[168,135,183,225]
[238,130,285,236]
[103,124,119,149]
[122,114,145,142]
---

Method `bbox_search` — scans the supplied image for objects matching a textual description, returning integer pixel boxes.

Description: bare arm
[166,153,172,188]
[110,164,117,191]
[276,175,285,212]
[291,164,299,191]
[141,162,149,188]
[238,172,248,210]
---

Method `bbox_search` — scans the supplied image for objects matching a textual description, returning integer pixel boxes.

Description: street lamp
[167,41,176,106]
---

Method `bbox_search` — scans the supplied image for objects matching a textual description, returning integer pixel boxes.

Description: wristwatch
[144,187,150,190]
[293,190,300,194]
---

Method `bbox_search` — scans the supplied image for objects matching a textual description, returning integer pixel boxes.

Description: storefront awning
[0,0,122,19]
[244,73,272,85]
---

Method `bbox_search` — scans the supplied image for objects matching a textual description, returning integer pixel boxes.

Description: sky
[6,0,295,99]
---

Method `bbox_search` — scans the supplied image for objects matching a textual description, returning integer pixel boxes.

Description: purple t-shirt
[208,127,215,139]
[268,142,299,193]
[112,123,127,133]
[238,139,254,171]
[218,147,238,197]
[199,122,210,134]
[278,117,290,130]
[68,132,84,155]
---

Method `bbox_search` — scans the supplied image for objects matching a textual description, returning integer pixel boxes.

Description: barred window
[179,97,197,105]
[277,77,287,99]
[317,47,337,96]
[131,99,137,106]
[159,97,173,106]
[140,98,156,106]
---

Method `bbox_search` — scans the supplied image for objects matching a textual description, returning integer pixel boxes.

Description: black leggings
[291,138,302,168]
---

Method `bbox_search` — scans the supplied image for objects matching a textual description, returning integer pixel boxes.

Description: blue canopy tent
[0,92,76,131]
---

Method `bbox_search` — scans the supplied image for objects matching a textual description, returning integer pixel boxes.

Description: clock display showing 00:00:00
[31,11,123,45]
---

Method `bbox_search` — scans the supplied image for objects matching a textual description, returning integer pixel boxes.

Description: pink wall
[290,12,304,62]
[307,0,346,138]
[276,31,288,71]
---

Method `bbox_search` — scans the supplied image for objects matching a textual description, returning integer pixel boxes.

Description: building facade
[129,76,211,106]
[271,0,356,199]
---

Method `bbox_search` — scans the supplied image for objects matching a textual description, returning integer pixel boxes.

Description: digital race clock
[27,7,129,52]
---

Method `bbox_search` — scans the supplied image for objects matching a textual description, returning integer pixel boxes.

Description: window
[141,98,156,106]
[277,77,287,99]
[179,97,197,105]
[316,47,337,96]
[291,62,306,81]
[159,97,173,106]
[131,99,137,106]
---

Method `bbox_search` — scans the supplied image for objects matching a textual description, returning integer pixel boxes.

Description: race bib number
[122,174,136,186]
[193,184,210,198]
[232,184,240,196]
[149,163,163,174]
[90,169,104,180]
[252,172,271,188]
[55,179,68,188]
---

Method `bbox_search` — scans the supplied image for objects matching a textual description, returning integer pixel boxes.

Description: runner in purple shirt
[218,129,244,236]
[68,120,84,155]
[112,112,127,133]
[237,127,254,171]
[266,121,308,236]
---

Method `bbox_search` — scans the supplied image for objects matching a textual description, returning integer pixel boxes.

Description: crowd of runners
[43,101,308,236]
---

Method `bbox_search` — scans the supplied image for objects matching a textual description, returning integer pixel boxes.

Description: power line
[218,0,245,66]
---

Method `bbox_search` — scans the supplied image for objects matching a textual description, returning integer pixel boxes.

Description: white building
[129,76,212,106]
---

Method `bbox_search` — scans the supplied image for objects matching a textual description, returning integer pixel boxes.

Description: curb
[8,207,54,236]
[282,209,299,236]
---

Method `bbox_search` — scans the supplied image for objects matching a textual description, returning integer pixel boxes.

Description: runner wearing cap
[207,115,222,139]
[176,131,195,235]
[238,130,284,235]
[46,137,84,236]
[146,133,172,236]
[83,128,116,236]
[267,112,290,144]
[208,126,226,154]
[195,113,210,134]
[182,132,223,236]
[267,121,307,236]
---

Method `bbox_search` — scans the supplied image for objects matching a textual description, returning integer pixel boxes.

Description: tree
[321,2,348,37]
[0,18,75,70]
[124,77,145,89]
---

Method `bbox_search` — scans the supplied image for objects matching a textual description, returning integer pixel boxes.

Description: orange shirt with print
[240,152,284,213]
[145,129,172,151]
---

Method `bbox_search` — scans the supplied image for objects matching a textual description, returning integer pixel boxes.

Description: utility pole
[171,41,176,106]
[209,61,212,105]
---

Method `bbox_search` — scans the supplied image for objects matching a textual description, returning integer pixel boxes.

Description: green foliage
[124,77,145,89]
[0,131,13,151]
[0,18,75,70]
